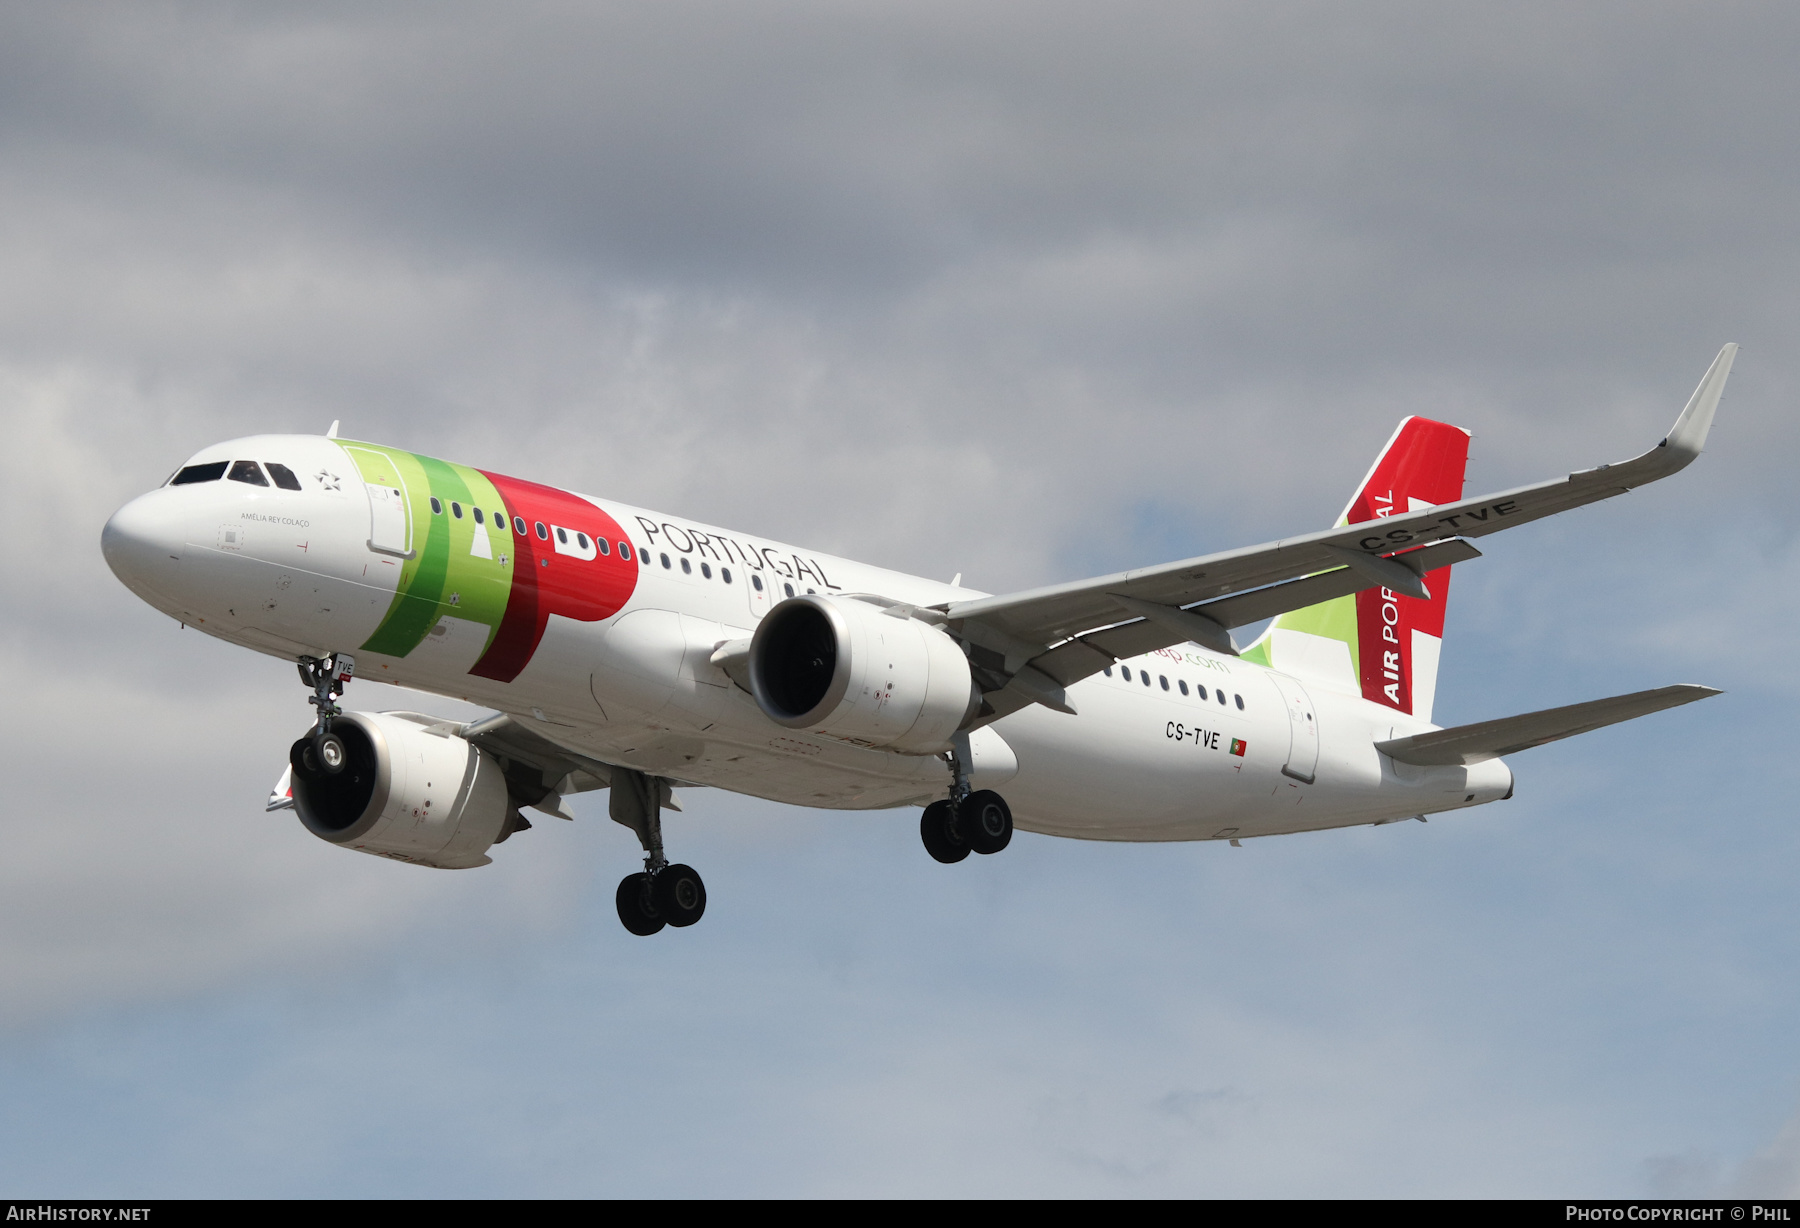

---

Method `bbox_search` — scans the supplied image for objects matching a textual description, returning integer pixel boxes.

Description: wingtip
[1661,343,1737,462]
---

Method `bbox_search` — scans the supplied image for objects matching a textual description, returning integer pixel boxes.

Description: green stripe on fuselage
[341,443,514,661]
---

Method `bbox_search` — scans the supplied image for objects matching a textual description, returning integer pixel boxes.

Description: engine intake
[290,711,514,868]
[748,595,978,753]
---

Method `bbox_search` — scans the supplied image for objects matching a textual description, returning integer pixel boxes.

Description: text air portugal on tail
[1245,417,1470,723]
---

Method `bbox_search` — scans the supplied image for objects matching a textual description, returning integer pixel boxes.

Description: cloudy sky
[3,1,1799,1196]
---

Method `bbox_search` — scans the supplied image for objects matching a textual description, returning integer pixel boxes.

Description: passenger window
[721,567,732,584]
[170,461,228,485]
[701,562,712,579]
[264,462,303,491]
[1217,690,1227,705]
[784,583,795,598]
[493,510,504,527]
[639,548,650,566]
[1236,694,1245,710]
[472,507,484,525]
[228,460,269,486]
[452,502,464,519]
[1197,685,1208,700]
[680,557,692,574]
[535,522,548,540]
[596,537,610,556]
[555,527,567,544]
[617,542,631,560]
[1142,672,1151,687]
[1159,675,1169,691]
[752,574,764,592]
[513,516,526,535]
[577,532,589,549]
[1178,680,1189,695]
[431,497,443,515]
[1103,666,1113,677]
[661,553,672,569]
[1120,667,1131,682]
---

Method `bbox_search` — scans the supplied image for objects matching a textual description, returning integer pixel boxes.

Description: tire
[314,730,348,775]
[920,799,970,864]
[616,872,665,936]
[653,864,707,928]
[960,790,1013,855]
[289,736,320,781]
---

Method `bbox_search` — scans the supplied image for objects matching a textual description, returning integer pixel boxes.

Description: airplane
[100,345,1737,936]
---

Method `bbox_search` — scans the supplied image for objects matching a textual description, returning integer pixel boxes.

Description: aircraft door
[1268,672,1319,784]
[365,481,412,558]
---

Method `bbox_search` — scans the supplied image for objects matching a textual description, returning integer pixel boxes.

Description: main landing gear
[288,652,355,779]
[920,742,1014,864]
[609,766,707,936]
[920,790,1014,863]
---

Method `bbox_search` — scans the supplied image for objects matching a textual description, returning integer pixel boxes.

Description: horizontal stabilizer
[1376,684,1721,766]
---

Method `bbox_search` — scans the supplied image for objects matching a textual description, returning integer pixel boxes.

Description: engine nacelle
[291,711,513,869]
[748,595,979,753]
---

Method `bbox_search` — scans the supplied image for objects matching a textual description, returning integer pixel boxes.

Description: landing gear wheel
[920,799,970,864]
[653,864,707,928]
[960,790,1013,855]
[616,872,665,936]
[289,737,320,781]
[313,730,348,775]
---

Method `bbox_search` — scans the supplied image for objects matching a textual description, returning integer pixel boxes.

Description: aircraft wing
[936,345,1735,719]
[1375,684,1721,766]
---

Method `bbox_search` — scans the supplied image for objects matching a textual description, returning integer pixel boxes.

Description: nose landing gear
[289,653,355,779]
[609,766,708,936]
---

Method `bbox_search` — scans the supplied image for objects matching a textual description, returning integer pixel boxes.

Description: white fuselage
[102,434,1511,845]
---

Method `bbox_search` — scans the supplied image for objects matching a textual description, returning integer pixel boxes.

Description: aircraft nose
[102,490,185,597]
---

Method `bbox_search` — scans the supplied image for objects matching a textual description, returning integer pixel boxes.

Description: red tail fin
[1345,417,1470,718]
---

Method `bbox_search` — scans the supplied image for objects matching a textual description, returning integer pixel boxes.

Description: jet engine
[289,710,515,868]
[748,595,979,753]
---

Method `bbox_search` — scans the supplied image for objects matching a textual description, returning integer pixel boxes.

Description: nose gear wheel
[290,653,356,779]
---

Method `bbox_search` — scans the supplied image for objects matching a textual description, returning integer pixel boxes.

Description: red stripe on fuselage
[469,471,638,683]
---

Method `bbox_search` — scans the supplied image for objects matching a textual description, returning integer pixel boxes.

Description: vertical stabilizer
[1242,417,1470,722]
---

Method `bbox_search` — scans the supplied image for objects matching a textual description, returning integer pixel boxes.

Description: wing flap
[1375,684,1721,766]
[1025,538,1481,689]
[1198,538,1480,630]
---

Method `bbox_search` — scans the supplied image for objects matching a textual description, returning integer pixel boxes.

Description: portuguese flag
[1229,739,1247,757]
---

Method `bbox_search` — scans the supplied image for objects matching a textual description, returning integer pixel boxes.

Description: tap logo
[340,444,639,684]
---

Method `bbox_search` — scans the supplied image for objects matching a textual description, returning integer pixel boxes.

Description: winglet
[1661,343,1736,468]
[325,419,341,439]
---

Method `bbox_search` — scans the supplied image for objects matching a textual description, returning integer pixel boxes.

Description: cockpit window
[170,461,228,486]
[264,462,303,491]
[227,460,268,486]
